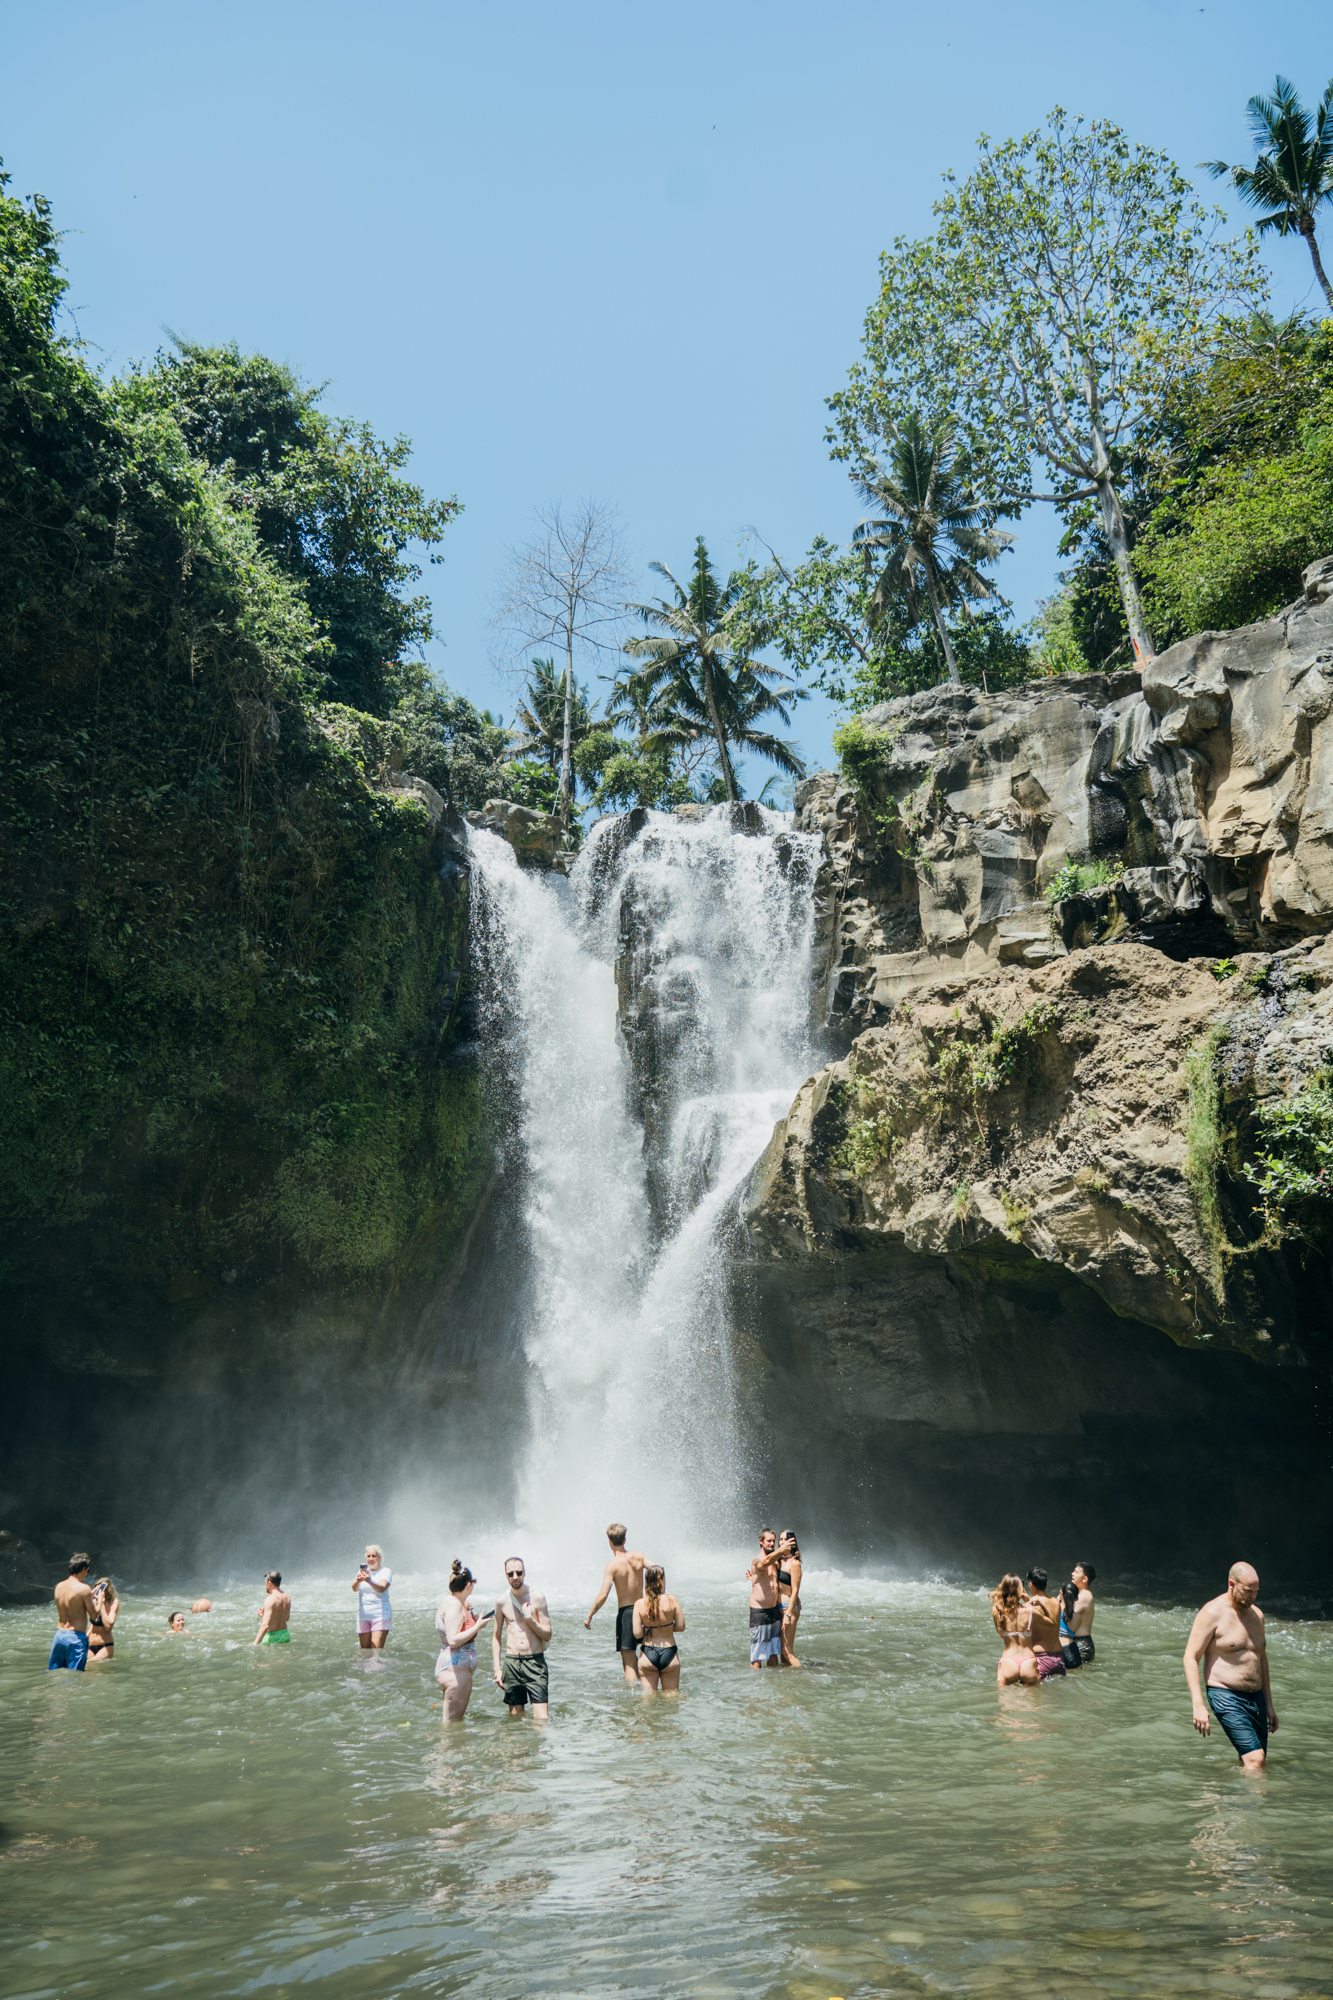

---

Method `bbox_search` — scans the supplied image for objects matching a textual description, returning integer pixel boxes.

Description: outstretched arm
[585,1565,614,1628]
[1183,1608,1214,1734]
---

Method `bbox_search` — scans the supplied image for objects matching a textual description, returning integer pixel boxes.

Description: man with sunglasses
[492,1557,552,1720]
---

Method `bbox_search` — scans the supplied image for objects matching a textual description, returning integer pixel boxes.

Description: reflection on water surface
[2,1573,1330,1998]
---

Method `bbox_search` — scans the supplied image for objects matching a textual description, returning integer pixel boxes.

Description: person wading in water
[746,1530,794,1669]
[1183,1561,1278,1772]
[778,1529,803,1668]
[633,1564,684,1694]
[493,1557,552,1721]
[87,1577,119,1661]
[436,1560,491,1722]
[254,1571,291,1645]
[49,1555,97,1671]
[584,1523,645,1684]
[991,1574,1041,1686]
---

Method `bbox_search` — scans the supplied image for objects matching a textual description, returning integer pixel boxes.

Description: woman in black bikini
[778,1529,802,1669]
[632,1564,684,1694]
[88,1577,119,1661]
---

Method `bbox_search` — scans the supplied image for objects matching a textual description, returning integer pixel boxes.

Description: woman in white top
[353,1543,392,1650]
[436,1560,489,1721]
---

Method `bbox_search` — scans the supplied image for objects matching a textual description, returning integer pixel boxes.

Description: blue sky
[2,0,1327,781]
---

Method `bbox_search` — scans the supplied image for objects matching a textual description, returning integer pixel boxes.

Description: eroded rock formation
[738,566,1333,1575]
[801,556,1333,1032]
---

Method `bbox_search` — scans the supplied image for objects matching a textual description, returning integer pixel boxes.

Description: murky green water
[2,1572,1330,1999]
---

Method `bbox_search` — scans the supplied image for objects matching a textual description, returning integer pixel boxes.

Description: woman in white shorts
[353,1543,392,1649]
[436,1560,489,1721]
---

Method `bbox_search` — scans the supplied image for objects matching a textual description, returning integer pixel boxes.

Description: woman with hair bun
[991,1574,1040,1686]
[435,1561,490,1722]
[631,1564,684,1694]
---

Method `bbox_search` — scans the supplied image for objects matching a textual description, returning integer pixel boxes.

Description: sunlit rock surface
[802,556,1333,1031]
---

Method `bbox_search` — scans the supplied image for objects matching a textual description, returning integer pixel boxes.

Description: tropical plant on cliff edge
[623,538,806,802]
[851,412,1010,686]
[1206,75,1333,311]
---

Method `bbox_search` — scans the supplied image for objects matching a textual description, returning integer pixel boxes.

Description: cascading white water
[468,806,823,1567]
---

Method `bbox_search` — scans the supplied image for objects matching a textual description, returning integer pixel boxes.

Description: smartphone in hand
[476,1609,495,1621]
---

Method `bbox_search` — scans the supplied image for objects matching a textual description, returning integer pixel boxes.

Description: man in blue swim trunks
[1183,1561,1278,1774]
[49,1554,96,1670]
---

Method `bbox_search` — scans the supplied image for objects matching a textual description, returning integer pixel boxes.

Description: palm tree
[623,539,806,802]
[851,413,1009,688]
[506,657,596,778]
[1207,76,1333,312]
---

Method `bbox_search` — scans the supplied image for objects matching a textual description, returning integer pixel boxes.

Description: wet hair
[606,1523,627,1546]
[758,1526,775,1542]
[1026,1567,1048,1592]
[643,1565,665,1627]
[448,1559,475,1594]
[265,1571,282,1587]
[1074,1561,1096,1584]
[69,1553,90,1575]
[991,1574,1024,1621]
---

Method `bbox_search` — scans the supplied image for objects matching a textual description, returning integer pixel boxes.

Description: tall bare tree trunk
[559,620,574,827]
[923,567,962,685]
[1088,411,1155,665]
[1301,219,1333,312]
[702,661,737,801]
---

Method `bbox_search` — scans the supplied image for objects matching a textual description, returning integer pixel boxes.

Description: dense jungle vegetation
[0,169,499,1319]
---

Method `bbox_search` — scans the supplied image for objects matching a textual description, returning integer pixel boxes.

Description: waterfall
[468,806,822,1567]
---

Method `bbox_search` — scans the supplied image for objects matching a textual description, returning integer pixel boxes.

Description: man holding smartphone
[493,1557,552,1720]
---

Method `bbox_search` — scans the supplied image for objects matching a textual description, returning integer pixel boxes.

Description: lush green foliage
[624,538,806,801]
[0,169,484,1309]
[1206,74,1333,309]
[1244,1074,1333,1239]
[851,412,1010,684]
[1042,858,1123,905]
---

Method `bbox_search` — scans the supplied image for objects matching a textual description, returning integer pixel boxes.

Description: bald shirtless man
[49,1554,96,1670]
[1183,1561,1278,1773]
[584,1523,645,1683]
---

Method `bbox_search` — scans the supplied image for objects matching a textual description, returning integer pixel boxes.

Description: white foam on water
[467,807,822,1585]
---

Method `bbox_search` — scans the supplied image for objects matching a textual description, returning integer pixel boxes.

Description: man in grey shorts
[493,1555,552,1721]
[584,1522,645,1683]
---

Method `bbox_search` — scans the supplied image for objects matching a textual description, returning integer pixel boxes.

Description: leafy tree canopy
[122,340,460,715]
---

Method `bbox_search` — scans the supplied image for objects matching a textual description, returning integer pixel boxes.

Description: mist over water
[464,808,822,1586]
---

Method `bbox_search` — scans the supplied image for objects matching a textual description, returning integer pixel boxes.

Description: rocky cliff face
[800,556,1333,1033]
[739,566,1333,1577]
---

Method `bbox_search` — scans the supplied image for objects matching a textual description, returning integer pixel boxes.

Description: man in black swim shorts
[584,1523,645,1684]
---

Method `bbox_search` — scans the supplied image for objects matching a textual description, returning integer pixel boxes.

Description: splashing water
[468,806,822,1572]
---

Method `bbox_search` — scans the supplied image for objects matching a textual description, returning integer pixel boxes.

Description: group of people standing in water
[43,1534,1281,1772]
[991,1563,1096,1685]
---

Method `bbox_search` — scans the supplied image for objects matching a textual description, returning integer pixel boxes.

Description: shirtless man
[49,1554,96,1670]
[492,1556,552,1720]
[1023,1567,1067,1680]
[1068,1562,1096,1663]
[584,1522,645,1683]
[1025,1569,1062,1654]
[1184,1561,1277,1773]
[746,1529,794,1669]
[253,1570,291,1646]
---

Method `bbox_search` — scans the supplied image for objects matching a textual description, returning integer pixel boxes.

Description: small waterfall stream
[468,806,823,1562]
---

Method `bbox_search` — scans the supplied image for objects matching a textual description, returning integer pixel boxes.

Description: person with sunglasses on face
[492,1556,552,1721]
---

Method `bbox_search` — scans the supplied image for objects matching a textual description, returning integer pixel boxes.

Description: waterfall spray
[469,806,822,1570]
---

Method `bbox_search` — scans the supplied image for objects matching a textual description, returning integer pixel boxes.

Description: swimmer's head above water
[168,1612,186,1632]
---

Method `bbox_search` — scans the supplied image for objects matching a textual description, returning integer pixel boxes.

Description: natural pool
[2,1571,1330,1999]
